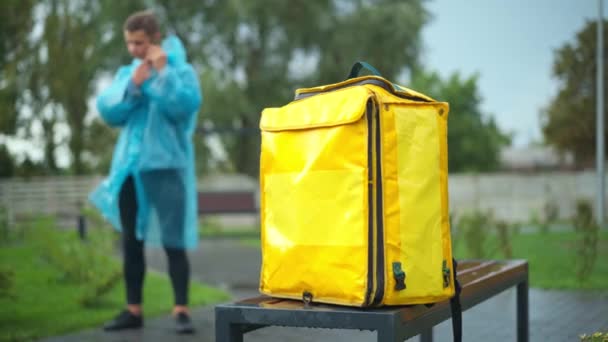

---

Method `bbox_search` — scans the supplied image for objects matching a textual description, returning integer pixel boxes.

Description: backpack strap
[347,61,383,79]
[450,258,463,342]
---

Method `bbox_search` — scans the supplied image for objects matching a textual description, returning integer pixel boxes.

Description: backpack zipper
[364,99,376,306]
[371,98,385,306]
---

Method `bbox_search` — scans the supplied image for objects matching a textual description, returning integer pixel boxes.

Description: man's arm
[96,66,143,127]
[142,62,202,122]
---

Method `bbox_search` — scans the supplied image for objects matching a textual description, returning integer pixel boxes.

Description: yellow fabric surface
[261,87,371,131]
[392,103,450,300]
[259,75,454,306]
[259,87,370,305]
[260,169,369,305]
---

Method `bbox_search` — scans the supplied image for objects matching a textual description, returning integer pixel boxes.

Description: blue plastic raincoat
[90,35,201,249]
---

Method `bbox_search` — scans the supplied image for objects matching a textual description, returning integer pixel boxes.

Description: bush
[495,220,513,259]
[25,217,121,307]
[455,210,516,259]
[0,266,14,300]
[580,331,608,341]
[541,198,559,234]
[457,210,494,259]
[0,205,10,244]
[572,199,599,282]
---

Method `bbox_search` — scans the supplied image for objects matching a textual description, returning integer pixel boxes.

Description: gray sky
[422,0,599,146]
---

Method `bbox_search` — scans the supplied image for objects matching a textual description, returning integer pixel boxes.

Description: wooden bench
[197,191,258,215]
[214,259,529,342]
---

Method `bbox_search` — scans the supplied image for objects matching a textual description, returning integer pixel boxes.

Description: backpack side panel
[372,85,454,305]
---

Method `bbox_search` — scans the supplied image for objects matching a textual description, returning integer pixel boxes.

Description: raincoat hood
[128,35,188,68]
[162,35,188,66]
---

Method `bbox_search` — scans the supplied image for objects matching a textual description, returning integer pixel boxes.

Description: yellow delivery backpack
[259,62,459,313]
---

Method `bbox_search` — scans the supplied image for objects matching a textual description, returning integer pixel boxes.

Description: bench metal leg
[420,328,433,342]
[377,322,401,342]
[215,320,243,342]
[516,279,529,342]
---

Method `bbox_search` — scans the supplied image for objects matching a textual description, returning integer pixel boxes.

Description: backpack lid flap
[260,86,371,132]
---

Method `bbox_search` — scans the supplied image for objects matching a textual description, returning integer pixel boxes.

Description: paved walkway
[43,239,608,342]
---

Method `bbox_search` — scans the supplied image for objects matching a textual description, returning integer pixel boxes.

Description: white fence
[0,174,258,226]
[0,171,604,225]
[0,175,103,225]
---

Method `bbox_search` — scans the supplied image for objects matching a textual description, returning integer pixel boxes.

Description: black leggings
[119,175,190,306]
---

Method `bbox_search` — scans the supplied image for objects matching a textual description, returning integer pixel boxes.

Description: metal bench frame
[215,260,528,342]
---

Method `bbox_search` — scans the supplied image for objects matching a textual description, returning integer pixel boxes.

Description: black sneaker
[175,312,195,334]
[103,310,143,331]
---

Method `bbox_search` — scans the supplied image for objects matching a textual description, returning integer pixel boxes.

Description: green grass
[240,238,261,248]
[453,230,608,290]
[198,218,259,239]
[0,240,229,342]
[200,227,260,239]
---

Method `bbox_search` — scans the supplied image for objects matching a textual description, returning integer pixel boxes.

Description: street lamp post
[598,0,605,227]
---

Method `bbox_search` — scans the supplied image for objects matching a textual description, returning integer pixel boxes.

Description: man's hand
[146,45,167,71]
[132,61,151,86]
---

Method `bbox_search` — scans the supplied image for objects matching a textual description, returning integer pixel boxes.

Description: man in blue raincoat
[90,10,201,334]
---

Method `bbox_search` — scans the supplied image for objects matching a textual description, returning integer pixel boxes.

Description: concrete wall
[448,171,601,222]
[0,171,604,225]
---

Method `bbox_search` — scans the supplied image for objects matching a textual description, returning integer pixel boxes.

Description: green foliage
[199,218,259,238]
[0,144,15,178]
[79,272,122,308]
[12,157,54,179]
[1,1,144,175]
[540,197,560,234]
[538,186,560,234]
[580,332,608,342]
[0,206,9,243]
[542,20,608,167]
[186,0,430,176]
[82,206,111,229]
[453,230,608,290]
[456,210,494,258]
[83,119,119,174]
[411,70,511,172]
[248,227,608,290]
[455,209,514,259]
[24,217,122,307]
[2,1,430,177]
[0,228,229,340]
[572,199,599,282]
[42,1,146,174]
[0,0,35,135]
[0,267,14,300]
[495,220,513,259]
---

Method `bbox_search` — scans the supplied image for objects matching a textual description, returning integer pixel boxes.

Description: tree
[14,156,48,179]
[0,1,144,175]
[411,70,511,172]
[42,0,145,174]
[156,0,429,177]
[541,20,608,167]
[2,1,429,177]
[0,144,15,178]
[0,0,35,135]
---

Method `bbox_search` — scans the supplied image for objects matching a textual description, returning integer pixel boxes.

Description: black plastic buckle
[302,291,313,308]
[392,262,406,291]
[443,260,451,288]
